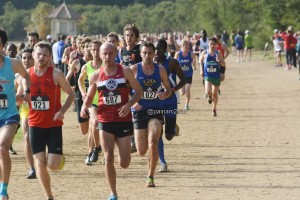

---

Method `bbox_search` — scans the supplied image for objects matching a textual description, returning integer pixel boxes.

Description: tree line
[0,0,299,49]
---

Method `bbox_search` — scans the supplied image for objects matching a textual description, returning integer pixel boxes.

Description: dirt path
[8,53,300,200]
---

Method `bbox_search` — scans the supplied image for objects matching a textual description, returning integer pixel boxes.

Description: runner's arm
[55,69,75,115]
[80,71,98,118]
[12,58,30,94]
[123,67,142,107]
[66,59,78,83]
[170,58,186,92]
[199,51,206,77]
[158,66,172,100]
[78,65,88,99]
[62,47,70,64]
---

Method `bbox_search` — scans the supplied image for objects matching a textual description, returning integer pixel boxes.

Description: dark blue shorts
[0,114,20,128]
[132,109,164,129]
[161,103,177,118]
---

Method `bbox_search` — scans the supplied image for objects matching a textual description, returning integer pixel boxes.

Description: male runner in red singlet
[81,42,142,200]
[27,41,75,200]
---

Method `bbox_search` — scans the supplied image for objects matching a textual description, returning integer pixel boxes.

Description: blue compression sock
[158,136,166,164]
[0,183,8,196]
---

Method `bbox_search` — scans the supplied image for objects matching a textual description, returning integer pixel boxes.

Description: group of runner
[0,24,228,200]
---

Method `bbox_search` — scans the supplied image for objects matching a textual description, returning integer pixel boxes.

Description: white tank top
[200,38,209,51]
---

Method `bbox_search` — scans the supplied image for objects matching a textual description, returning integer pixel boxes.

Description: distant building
[47,2,81,38]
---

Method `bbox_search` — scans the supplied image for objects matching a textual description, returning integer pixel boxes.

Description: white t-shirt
[273,37,282,52]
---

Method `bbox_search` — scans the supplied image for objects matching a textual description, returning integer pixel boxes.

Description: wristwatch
[25,88,31,94]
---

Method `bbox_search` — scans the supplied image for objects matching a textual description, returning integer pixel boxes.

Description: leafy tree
[25,2,53,39]
[0,2,30,41]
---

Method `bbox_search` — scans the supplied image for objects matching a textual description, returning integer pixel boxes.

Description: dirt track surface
[8,53,300,200]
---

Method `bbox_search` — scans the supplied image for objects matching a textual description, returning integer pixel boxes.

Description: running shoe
[85,153,92,165]
[146,177,155,187]
[212,110,217,117]
[90,146,102,162]
[158,163,168,173]
[131,144,137,153]
[26,170,36,179]
[58,155,65,170]
[9,146,17,155]
[108,194,118,200]
[208,97,212,104]
[47,198,54,200]
[184,105,190,110]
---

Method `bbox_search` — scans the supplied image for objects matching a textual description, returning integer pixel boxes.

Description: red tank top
[216,43,225,57]
[28,67,63,128]
[97,64,131,122]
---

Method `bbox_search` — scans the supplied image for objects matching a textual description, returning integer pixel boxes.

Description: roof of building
[47,3,81,20]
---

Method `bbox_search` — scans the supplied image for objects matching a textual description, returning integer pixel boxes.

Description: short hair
[27,32,39,40]
[6,43,17,50]
[106,32,119,42]
[123,24,140,39]
[155,39,168,51]
[22,47,33,55]
[208,37,217,43]
[140,41,155,52]
[75,36,82,43]
[215,34,221,39]
[0,29,8,45]
[60,34,66,41]
[81,37,92,48]
[100,42,117,53]
[90,40,103,47]
[181,39,190,47]
[34,41,52,56]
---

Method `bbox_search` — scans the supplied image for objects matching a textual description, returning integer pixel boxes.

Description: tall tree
[25,2,53,39]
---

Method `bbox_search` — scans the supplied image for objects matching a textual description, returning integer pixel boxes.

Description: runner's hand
[157,92,165,100]
[80,107,89,118]
[54,111,64,121]
[131,103,142,111]
[117,103,130,118]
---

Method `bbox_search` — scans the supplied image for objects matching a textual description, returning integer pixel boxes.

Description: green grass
[14,127,23,142]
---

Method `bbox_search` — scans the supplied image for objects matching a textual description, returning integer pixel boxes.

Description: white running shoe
[158,163,168,173]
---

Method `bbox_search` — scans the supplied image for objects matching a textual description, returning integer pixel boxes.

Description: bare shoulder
[129,64,138,73]
[90,68,100,83]
[53,67,65,79]
[10,58,22,66]
[158,65,167,74]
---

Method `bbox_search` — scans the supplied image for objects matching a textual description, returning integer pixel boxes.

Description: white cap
[287,26,293,31]
[274,29,278,33]
[46,35,52,40]
[245,30,250,34]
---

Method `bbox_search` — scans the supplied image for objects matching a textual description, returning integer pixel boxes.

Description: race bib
[207,66,217,72]
[103,91,121,105]
[0,94,8,109]
[143,91,157,100]
[181,65,189,71]
[31,96,50,110]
